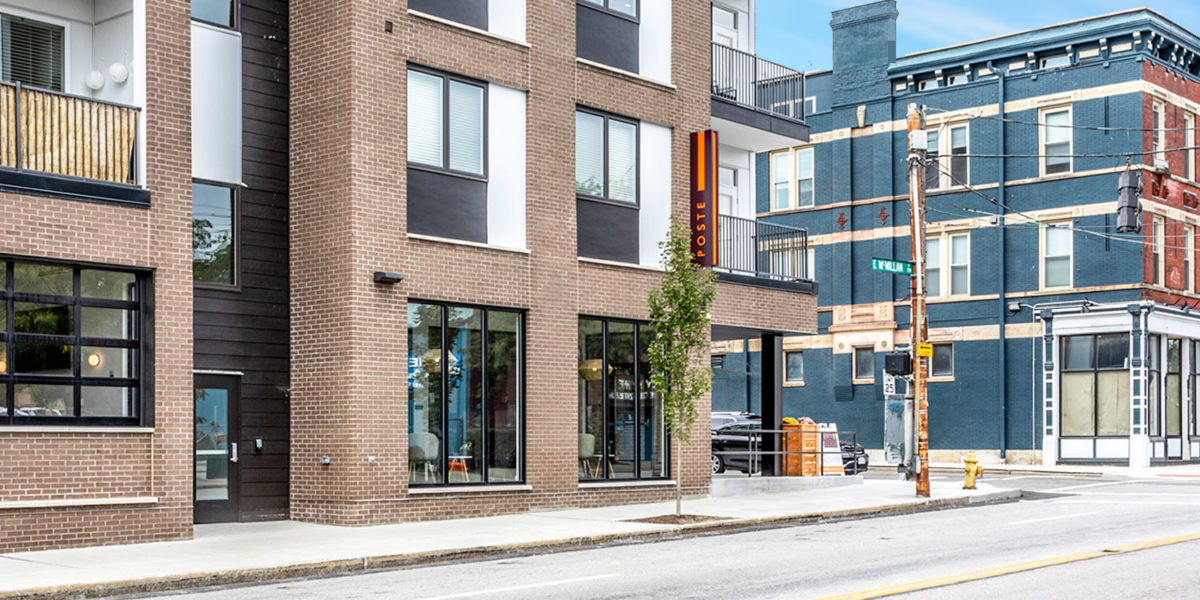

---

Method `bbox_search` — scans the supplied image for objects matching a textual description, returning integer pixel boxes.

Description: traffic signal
[884,352,912,376]
[1116,170,1141,234]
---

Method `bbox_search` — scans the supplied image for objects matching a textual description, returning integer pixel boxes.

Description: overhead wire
[925,105,1197,133]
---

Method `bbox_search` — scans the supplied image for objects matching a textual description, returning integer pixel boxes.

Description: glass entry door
[194,374,239,523]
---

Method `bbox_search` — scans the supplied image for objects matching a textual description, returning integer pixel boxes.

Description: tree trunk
[675,433,682,516]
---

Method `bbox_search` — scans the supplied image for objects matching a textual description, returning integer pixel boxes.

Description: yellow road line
[813,532,1200,600]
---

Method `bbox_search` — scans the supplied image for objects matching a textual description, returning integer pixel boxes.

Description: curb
[3,489,1021,600]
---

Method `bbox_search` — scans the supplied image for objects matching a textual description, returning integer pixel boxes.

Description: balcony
[711,43,809,152]
[715,214,814,293]
[0,2,147,205]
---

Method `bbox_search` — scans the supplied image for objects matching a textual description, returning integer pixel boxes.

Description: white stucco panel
[487,83,526,249]
[191,22,242,184]
[638,122,672,267]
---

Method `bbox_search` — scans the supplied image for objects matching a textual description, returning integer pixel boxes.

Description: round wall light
[87,352,102,368]
[85,70,105,91]
[108,62,129,84]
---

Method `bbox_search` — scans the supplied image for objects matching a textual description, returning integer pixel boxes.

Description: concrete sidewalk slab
[930,461,1200,478]
[0,480,1019,600]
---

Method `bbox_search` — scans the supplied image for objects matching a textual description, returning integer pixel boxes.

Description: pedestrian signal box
[884,352,911,376]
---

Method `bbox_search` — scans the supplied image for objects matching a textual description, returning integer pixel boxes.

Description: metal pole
[906,103,931,498]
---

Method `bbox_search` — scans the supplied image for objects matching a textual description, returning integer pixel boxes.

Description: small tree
[648,223,717,516]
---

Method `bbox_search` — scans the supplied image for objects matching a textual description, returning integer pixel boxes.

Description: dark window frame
[576,0,640,24]
[0,11,67,91]
[190,0,239,30]
[407,298,526,488]
[192,179,240,290]
[1,258,150,427]
[406,65,490,183]
[1059,333,1131,438]
[575,106,641,208]
[578,315,669,482]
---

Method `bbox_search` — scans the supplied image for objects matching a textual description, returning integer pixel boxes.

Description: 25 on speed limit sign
[883,373,897,396]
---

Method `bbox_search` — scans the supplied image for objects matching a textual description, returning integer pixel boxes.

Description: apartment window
[1188,225,1195,293]
[931,344,954,378]
[1041,107,1072,175]
[1060,334,1130,437]
[0,13,65,91]
[926,232,969,297]
[576,109,638,204]
[578,318,666,481]
[408,302,523,485]
[805,246,816,281]
[804,96,817,115]
[1152,100,1164,156]
[950,126,968,184]
[1187,113,1196,181]
[946,73,967,86]
[1042,224,1072,288]
[1040,54,1070,69]
[1,261,145,425]
[918,78,939,91]
[926,237,941,297]
[784,351,804,383]
[407,68,486,177]
[853,347,874,383]
[796,148,814,208]
[191,0,237,28]
[925,129,940,189]
[192,182,237,286]
[408,0,487,31]
[580,0,637,18]
[771,152,790,210]
[1153,216,1164,285]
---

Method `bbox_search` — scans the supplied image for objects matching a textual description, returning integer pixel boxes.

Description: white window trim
[926,231,970,298]
[1040,54,1071,69]
[1187,224,1195,293]
[928,343,955,381]
[783,350,805,387]
[852,346,875,385]
[1039,105,1073,177]
[804,96,817,115]
[0,8,73,91]
[1186,112,1196,181]
[1040,221,1074,290]
[1154,215,1165,286]
[769,146,816,212]
[926,122,969,189]
[769,150,792,212]
[1153,99,1166,155]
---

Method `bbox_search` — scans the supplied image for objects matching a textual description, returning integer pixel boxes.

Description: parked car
[711,413,869,475]
[711,416,762,474]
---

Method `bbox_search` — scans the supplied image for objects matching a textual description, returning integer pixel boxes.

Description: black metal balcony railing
[0,81,140,186]
[717,214,809,282]
[711,42,806,122]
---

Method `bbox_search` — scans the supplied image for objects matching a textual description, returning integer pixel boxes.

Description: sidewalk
[0,479,1017,600]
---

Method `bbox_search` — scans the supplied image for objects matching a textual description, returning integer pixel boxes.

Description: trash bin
[801,422,820,476]
[782,420,802,476]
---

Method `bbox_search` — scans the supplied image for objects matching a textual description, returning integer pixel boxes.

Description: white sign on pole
[883,373,897,396]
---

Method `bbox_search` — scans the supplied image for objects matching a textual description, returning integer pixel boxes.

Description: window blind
[448,81,483,175]
[607,120,636,203]
[407,70,444,168]
[575,112,604,196]
[1,14,64,91]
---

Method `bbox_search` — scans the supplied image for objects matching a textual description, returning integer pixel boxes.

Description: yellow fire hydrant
[963,451,983,489]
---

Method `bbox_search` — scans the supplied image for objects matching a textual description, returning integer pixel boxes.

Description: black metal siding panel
[192,0,291,522]
[406,168,489,243]
[576,198,639,264]
[576,4,639,73]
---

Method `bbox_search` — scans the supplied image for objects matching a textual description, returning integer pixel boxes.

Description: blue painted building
[713,1,1200,466]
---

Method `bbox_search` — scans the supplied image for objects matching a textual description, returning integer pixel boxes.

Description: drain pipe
[992,61,1009,460]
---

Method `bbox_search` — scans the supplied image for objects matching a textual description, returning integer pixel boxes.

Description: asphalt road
[135,473,1200,600]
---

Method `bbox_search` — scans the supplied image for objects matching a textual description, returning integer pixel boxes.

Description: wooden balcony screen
[0,82,139,186]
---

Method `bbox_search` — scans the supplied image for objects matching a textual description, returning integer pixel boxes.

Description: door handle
[230,442,239,463]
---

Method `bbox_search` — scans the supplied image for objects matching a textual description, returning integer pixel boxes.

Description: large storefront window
[407,302,522,485]
[1,261,144,424]
[1166,338,1182,438]
[578,318,666,481]
[1060,334,1129,437]
[1149,335,1161,437]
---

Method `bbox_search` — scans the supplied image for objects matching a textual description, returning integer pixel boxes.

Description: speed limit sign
[883,373,897,396]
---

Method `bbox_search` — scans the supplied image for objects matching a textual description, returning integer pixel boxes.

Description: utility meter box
[883,395,912,466]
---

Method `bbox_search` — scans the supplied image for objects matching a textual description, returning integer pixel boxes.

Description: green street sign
[872,258,913,275]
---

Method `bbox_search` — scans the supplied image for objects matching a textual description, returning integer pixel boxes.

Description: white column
[1129,308,1151,468]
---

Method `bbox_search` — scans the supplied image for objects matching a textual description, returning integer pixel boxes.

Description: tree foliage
[648,223,716,513]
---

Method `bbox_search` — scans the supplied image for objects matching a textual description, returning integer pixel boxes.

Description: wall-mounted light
[373,271,405,284]
[0,359,6,372]
[87,352,103,368]
[85,70,105,91]
[108,62,129,84]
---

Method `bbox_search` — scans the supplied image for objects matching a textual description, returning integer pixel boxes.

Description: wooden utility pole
[906,103,931,498]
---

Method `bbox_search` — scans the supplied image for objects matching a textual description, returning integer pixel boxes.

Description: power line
[939,144,1200,160]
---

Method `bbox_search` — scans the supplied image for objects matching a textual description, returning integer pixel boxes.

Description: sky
[755,0,1200,72]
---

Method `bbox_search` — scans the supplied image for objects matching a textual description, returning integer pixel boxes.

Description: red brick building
[0,0,815,552]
